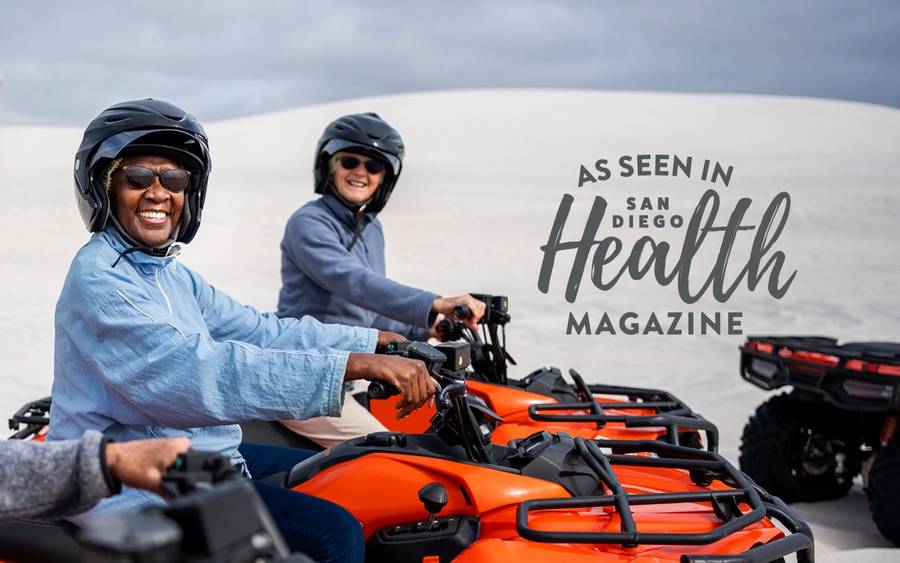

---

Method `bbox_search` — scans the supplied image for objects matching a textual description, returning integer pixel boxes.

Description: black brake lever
[161,451,238,498]
[368,380,400,400]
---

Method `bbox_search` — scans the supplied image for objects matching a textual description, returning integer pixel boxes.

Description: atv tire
[739,393,860,502]
[868,439,900,546]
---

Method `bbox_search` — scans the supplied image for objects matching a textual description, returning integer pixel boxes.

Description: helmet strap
[107,211,181,264]
[324,181,377,214]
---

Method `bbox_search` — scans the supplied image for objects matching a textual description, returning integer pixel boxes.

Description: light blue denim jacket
[48,227,377,522]
[276,192,437,339]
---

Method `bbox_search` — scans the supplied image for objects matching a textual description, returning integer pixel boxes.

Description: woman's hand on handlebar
[105,436,192,495]
[432,295,485,331]
[345,353,438,418]
[427,314,448,340]
[376,330,406,352]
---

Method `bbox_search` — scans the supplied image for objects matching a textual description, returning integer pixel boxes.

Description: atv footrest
[367,516,479,563]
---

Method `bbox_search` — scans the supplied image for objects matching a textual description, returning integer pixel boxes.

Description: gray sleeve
[0,430,116,521]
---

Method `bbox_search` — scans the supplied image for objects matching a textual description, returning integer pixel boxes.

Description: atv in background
[738,336,900,546]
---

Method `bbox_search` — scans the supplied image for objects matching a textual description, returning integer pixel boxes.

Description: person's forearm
[344,352,378,381]
[83,305,351,425]
[0,430,113,521]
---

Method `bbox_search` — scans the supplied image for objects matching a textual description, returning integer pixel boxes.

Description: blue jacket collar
[321,190,373,230]
[101,226,180,268]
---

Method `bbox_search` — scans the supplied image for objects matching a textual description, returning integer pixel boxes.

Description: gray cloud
[1,0,899,124]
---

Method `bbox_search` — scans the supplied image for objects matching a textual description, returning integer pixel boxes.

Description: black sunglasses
[123,166,192,193]
[338,155,385,175]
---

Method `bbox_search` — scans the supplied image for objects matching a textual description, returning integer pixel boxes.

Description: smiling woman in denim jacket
[48,99,437,563]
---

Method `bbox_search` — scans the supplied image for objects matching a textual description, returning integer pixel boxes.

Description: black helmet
[74,98,211,247]
[314,113,404,214]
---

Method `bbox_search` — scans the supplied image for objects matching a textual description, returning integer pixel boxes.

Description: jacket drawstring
[111,242,182,268]
[346,215,364,251]
[111,247,143,268]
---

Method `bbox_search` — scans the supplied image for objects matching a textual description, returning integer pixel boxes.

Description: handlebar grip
[168,454,187,472]
[368,381,400,400]
[162,451,237,497]
[435,318,459,342]
[452,304,472,319]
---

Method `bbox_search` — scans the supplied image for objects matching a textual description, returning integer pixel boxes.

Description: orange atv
[367,294,718,451]
[286,340,814,562]
[243,294,719,453]
[7,397,49,442]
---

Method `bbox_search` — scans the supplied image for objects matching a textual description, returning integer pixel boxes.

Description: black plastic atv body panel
[741,336,900,412]
[286,431,602,498]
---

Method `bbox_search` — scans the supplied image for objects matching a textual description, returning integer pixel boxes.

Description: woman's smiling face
[331,151,385,206]
[109,155,185,247]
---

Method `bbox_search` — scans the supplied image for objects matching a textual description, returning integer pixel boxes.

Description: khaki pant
[280,382,387,448]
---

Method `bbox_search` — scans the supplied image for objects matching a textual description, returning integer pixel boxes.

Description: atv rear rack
[517,437,814,562]
[741,336,900,411]
[8,396,50,440]
[528,371,720,451]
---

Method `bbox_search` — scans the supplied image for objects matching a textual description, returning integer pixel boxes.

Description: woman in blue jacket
[49,99,436,562]
[276,113,485,446]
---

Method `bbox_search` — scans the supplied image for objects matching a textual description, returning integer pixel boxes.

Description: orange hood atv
[288,341,813,562]
[370,295,717,452]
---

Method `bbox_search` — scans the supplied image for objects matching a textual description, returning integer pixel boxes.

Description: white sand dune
[1,89,898,560]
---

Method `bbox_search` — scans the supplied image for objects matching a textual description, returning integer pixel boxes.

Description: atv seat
[0,519,81,563]
[240,420,322,451]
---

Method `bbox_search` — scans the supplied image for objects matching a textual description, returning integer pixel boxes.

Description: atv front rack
[742,336,900,411]
[8,396,50,440]
[517,437,814,562]
[527,371,720,451]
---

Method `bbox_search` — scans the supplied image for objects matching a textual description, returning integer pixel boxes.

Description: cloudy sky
[2,1,899,125]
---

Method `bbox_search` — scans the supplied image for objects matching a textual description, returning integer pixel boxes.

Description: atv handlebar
[434,294,514,384]
[472,293,510,325]
[368,341,472,400]
[81,451,299,563]
[444,295,511,326]
[366,341,498,463]
[161,450,240,497]
[453,304,472,319]
[435,317,466,341]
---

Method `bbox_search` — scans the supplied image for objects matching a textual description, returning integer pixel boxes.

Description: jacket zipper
[155,268,173,316]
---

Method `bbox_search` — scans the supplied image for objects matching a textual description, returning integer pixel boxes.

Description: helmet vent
[105,116,128,123]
